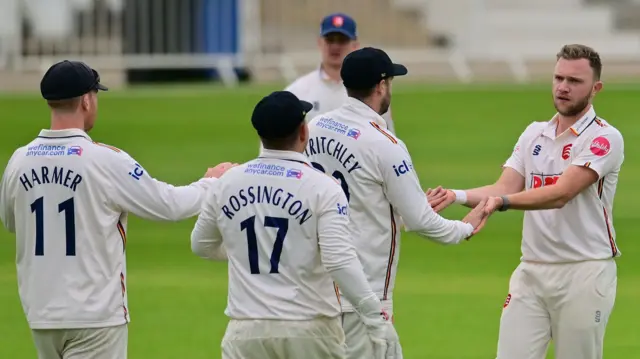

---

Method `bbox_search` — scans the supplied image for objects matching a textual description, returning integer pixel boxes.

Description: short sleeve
[571,130,624,179]
[503,125,535,176]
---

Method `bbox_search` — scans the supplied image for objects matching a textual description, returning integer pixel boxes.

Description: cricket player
[305,47,489,359]
[0,60,236,359]
[427,44,623,359]
[284,13,397,133]
[190,91,401,359]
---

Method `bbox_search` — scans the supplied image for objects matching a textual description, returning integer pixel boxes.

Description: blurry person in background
[284,13,397,134]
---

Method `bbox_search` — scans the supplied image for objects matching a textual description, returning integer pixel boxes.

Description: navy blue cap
[41,60,108,101]
[252,91,313,139]
[320,13,357,40]
[341,47,408,90]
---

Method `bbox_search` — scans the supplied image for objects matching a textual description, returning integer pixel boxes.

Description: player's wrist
[451,190,467,204]
[355,293,383,320]
[498,196,510,212]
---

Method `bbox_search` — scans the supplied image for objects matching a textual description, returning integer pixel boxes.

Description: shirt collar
[37,128,92,141]
[258,148,310,164]
[542,105,597,139]
[318,65,342,84]
[345,97,388,128]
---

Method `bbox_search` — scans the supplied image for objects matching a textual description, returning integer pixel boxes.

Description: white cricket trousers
[31,324,128,359]
[342,308,403,359]
[496,259,617,359]
[221,316,346,359]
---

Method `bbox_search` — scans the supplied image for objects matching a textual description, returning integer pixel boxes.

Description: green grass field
[0,83,638,358]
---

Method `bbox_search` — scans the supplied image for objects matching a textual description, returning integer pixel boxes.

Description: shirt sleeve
[107,151,216,221]
[190,184,227,261]
[0,157,16,233]
[571,129,624,179]
[316,182,380,312]
[379,141,473,244]
[503,127,529,177]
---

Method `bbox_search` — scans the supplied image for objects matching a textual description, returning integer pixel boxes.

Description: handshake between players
[427,187,492,236]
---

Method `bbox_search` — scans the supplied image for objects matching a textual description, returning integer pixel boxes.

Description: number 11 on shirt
[31,196,76,256]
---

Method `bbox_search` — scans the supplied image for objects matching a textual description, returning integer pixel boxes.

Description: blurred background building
[1,0,640,91]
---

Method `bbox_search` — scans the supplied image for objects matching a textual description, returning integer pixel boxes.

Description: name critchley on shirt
[304,136,362,173]
[221,185,312,225]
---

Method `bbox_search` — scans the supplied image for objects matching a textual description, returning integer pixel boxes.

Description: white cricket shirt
[0,129,215,329]
[286,67,395,133]
[503,106,624,263]
[191,149,377,321]
[305,98,474,312]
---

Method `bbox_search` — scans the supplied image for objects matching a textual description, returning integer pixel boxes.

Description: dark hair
[346,86,376,101]
[346,78,391,101]
[260,125,301,151]
[557,44,602,80]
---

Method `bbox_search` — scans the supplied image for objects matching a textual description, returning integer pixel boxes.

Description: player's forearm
[139,178,216,221]
[190,217,227,261]
[399,195,473,244]
[328,260,382,318]
[410,215,474,245]
[191,236,227,261]
[460,183,515,208]
[504,186,567,210]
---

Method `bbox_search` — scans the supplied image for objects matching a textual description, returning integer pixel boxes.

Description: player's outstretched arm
[190,185,227,261]
[427,123,536,213]
[427,167,525,212]
[107,151,234,221]
[317,185,400,356]
[379,142,476,244]
[485,130,624,212]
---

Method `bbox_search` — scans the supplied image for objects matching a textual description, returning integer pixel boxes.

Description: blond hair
[556,44,602,80]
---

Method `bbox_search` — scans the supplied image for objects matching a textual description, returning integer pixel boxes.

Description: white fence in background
[1,0,640,86]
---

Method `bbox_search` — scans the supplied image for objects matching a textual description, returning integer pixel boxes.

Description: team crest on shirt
[561,144,572,160]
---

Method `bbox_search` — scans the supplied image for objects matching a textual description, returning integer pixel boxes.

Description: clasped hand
[426,186,505,238]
